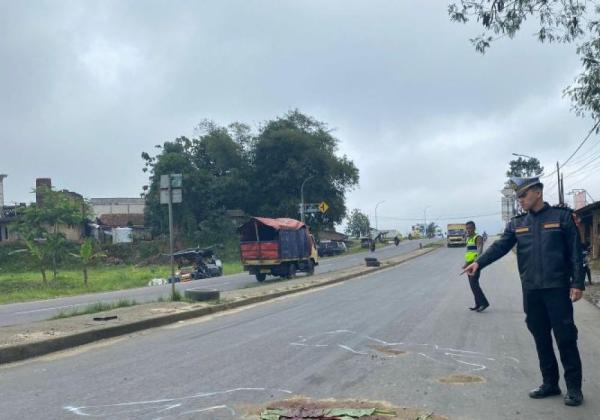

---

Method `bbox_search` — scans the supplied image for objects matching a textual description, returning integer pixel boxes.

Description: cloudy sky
[2,0,599,234]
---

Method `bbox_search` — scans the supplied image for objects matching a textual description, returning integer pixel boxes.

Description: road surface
[0,239,434,326]
[1,245,598,419]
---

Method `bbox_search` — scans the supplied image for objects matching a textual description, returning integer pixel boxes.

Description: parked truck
[239,217,319,282]
[446,223,467,247]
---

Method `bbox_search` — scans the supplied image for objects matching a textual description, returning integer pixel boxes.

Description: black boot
[528,384,561,399]
[564,389,583,406]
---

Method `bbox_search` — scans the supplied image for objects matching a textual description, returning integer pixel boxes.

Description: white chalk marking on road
[156,403,181,413]
[64,387,292,417]
[454,359,487,371]
[178,405,235,416]
[444,352,495,361]
[338,344,368,355]
[365,336,403,346]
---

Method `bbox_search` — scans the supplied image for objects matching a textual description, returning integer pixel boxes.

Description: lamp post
[512,152,534,160]
[424,206,431,238]
[375,200,385,231]
[300,175,314,223]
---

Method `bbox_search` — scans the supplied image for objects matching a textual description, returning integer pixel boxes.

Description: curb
[0,246,439,364]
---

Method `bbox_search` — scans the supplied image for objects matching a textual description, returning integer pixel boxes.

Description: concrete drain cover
[368,345,408,356]
[438,374,485,384]
[249,397,448,419]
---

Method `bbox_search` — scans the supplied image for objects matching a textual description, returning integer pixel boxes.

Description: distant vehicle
[239,217,319,282]
[446,223,467,247]
[318,240,347,257]
[172,247,223,282]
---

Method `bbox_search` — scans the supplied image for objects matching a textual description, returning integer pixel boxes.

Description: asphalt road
[0,239,434,326]
[1,245,599,419]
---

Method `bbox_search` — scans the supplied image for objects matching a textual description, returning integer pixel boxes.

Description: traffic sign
[160,173,183,189]
[301,203,320,214]
[318,201,329,213]
[160,189,182,204]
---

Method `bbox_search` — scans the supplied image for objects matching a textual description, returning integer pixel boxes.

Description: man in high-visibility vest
[463,220,488,312]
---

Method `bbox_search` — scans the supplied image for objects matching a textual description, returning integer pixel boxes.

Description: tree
[426,222,439,238]
[141,111,359,245]
[251,110,359,227]
[345,209,371,238]
[448,1,600,123]
[70,239,106,287]
[506,156,544,178]
[13,186,88,283]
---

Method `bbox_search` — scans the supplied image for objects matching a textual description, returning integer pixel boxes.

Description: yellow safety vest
[465,234,480,263]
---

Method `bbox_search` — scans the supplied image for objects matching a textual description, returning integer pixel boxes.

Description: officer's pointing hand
[570,288,583,302]
[462,262,479,276]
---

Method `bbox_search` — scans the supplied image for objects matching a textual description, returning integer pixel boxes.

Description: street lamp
[300,175,314,223]
[512,152,534,160]
[424,206,431,238]
[374,200,385,231]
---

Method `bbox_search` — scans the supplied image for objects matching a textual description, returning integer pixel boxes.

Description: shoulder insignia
[551,205,573,213]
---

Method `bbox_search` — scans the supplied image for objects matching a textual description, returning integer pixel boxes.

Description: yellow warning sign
[318,201,329,213]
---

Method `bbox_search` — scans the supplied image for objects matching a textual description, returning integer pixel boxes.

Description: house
[318,230,348,242]
[0,205,22,242]
[89,197,145,218]
[575,201,600,260]
[225,209,248,226]
[95,213,150,242]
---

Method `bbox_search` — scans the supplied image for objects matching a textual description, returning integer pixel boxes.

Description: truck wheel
[287,263,296,279]
[256,273,267,282]
[306,259,315,276]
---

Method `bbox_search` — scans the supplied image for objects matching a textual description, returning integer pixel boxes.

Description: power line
[378,211,501,222]
[541,120,600,179]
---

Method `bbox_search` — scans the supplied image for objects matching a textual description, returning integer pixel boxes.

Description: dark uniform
[475,177,585,403]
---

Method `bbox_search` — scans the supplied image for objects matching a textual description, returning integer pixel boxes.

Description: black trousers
[468,270,489,307]
[524,288,582,390]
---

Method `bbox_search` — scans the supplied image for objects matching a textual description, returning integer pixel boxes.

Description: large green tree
[251,110,359,228]
[345,209,371,238]
[142,111,359,242]
[449,1,600,124]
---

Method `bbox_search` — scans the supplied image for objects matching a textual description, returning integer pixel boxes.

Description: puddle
[438,373,485,384]
[368,345,408,356]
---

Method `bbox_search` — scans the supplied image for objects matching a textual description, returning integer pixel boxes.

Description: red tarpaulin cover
[252,217,305,231]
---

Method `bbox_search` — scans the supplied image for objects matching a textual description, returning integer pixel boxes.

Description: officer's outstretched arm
[475,221,516,270]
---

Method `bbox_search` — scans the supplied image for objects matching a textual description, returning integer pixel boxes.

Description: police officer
[463,176,585,407]
[463,221,489,312]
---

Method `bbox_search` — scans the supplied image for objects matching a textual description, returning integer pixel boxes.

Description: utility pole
[424,206,431,238]
[375,200,385,231]
[557,162,563,206]
[300,175,314,224]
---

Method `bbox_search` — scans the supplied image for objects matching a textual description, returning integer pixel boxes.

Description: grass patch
[0,261,244,305]
[592,258,600,272]
[51,299,138,319]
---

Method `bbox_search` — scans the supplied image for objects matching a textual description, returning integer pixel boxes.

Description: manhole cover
[438,374,485,384]
[246,397,448,419]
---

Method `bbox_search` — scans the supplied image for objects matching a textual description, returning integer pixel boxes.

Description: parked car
[318,240,347,257]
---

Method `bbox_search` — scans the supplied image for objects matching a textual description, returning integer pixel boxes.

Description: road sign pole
[168,177,176,298]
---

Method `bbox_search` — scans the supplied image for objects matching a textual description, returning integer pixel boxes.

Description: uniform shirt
[476,203,585,290]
